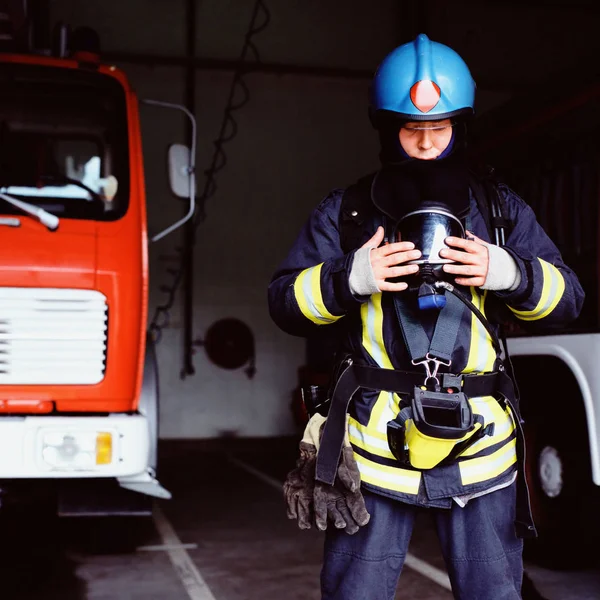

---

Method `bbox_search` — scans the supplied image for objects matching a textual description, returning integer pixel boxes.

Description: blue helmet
[370,34,476,125]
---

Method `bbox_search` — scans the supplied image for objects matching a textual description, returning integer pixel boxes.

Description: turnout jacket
[268,183,585,507]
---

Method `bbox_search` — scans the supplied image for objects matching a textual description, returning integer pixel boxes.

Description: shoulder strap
[393,292,465,365]
[469,165,513,247]
[469,165,519,396]
[339,173,376,254]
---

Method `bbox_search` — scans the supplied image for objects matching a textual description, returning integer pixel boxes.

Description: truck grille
[0,288,108,385]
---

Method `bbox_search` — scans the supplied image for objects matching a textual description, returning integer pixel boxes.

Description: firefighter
[269,34,584,599]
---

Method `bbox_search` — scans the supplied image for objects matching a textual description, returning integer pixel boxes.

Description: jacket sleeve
[493,184,584,330]
[268,191,366,337]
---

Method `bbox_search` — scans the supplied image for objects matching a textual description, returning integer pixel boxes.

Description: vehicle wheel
[516,358,598,569]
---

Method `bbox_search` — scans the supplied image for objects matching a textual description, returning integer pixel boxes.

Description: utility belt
[310,358,505,481]
[305,358,536,539]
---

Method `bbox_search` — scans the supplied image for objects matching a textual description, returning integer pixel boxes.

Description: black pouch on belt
[387,387,486,469]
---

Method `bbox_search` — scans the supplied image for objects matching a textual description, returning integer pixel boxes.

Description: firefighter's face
[399,119,453,160]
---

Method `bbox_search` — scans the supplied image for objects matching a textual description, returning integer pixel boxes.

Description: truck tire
[138,333,159,472]
[513,356,597,569]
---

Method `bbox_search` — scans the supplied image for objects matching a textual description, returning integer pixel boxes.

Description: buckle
[442,373,463,392]
[412,353,452,389]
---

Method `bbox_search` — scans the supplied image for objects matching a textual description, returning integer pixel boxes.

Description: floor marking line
[153,502,218,600]
[137,543,199,552]
[229,456,453,593]
[403,553,452,591]
[228,455,287,490]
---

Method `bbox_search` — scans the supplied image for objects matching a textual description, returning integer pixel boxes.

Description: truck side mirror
[168,144,192,198]
[141,99,196,242]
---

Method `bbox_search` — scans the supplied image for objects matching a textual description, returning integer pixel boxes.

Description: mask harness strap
[393,291,463,386]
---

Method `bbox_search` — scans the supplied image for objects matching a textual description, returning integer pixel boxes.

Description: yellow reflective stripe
[348,416,389,442]
[360,295,396,432]
[368,391,401,434]
[361,293,394,368]
[509,259,565,321]
[464,289,495,373]
[481,291,496,372]
[348,418,396,460]
[368,391,389,432]
[354,452,421,495]
[293,264,342,325]
[351,397,515,462]
[464,288,481,373]
[460,398,515,457]
[459,438,517,485]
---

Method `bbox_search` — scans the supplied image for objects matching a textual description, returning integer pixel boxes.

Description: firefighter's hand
[440,231,489,287]
[362,226,421,292]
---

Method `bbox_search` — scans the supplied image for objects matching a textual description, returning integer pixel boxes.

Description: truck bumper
[0,414,150,478]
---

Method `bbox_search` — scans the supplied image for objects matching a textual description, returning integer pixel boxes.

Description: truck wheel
[517,360,597,568]
[138,333,159,472]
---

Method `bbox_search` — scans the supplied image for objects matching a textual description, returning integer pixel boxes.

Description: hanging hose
[194,0,271,227]
[149,0,271,356]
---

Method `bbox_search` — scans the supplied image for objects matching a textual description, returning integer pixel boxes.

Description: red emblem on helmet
[410,80,441,113]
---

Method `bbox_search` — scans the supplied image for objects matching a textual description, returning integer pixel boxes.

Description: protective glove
[313,444,371,535]
[283,413,326,529]
[284,413,371,535]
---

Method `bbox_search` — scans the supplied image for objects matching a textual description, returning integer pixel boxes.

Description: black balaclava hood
[372,121,470,225]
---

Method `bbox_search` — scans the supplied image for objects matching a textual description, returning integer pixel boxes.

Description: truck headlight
[41,431,113,470]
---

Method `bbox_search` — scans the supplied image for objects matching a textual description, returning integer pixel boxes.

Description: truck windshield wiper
[0,191,59,230]
[39,175,104,204]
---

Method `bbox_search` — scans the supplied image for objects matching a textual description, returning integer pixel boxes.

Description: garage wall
[154,71,382,439]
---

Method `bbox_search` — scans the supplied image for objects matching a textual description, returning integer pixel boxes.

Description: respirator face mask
[394,201,466,310]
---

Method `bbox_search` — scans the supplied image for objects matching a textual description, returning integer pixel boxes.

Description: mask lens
[397,208,464,265]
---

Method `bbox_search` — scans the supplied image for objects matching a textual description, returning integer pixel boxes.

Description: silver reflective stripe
[361,294,393,368]
[510,259,565,321]
[301,268,328,322]
[348,420,395,456]
[366,298,385,366]
[375,392,398,434]
[459,439,517,485]
[464,289,495,373]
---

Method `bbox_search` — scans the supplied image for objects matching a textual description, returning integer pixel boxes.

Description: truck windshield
[0,63,130,222]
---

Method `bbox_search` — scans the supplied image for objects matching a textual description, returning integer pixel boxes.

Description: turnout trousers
[321,483,523,600]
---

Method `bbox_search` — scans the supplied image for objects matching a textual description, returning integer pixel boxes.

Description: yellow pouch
[404,418,482,470]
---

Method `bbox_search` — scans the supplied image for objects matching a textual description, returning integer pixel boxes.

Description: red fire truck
[0,21,194,514]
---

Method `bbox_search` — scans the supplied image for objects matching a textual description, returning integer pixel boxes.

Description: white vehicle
[509,333,598,567]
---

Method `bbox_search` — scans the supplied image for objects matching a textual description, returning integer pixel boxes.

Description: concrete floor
[0,439,598,599]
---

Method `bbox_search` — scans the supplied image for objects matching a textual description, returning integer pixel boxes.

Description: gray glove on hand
[284,414,370,535]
